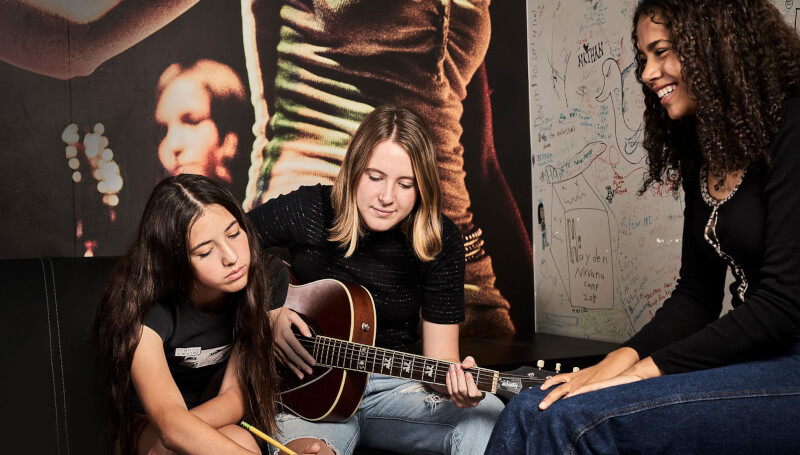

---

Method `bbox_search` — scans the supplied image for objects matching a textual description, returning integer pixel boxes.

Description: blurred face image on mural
[155,59,247,187]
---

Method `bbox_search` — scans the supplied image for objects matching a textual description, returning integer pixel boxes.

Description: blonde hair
[329,105,443,261]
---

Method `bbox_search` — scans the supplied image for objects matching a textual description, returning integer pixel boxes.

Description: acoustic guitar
[278,279,553,422]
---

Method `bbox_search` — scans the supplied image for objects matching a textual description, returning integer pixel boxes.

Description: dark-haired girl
[96,174,288,454]
[487,0,800,453]
[249,105,504,455]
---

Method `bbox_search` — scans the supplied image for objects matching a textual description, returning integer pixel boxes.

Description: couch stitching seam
[50,259,70,455]
[41,258,62,455]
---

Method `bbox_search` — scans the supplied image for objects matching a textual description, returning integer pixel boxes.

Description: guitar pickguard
[279,365,335,394]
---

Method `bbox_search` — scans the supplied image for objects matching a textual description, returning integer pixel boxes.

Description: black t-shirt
[131,296,235,413]
[248,184,466,350]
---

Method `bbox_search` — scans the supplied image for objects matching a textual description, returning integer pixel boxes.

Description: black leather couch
[5,257,115,454]
[3,257,400,455]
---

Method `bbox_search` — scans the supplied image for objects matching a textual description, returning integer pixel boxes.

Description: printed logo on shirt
[175,347,202,357]
[177,344,231,368]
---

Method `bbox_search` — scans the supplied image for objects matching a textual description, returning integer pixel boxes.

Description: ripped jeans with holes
[272,374,504,455]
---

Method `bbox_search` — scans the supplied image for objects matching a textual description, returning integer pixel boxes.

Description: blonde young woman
[248,105,504,455]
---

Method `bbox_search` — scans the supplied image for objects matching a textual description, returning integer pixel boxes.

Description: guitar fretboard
[298,336,498,393]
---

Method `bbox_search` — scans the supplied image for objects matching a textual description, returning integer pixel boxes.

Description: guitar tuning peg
[573,366,580,373]
[555,363,561,373]
[536,360,544,369]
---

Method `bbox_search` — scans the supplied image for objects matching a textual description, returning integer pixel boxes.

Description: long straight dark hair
[95,174,279,454]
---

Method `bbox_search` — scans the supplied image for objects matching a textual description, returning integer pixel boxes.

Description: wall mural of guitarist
[0,1,255,259]
[0,0,533,339]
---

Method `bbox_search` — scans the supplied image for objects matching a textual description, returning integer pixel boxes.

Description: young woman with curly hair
[248,104,504,455]
[486,1,800,453]
[95,174,288,454]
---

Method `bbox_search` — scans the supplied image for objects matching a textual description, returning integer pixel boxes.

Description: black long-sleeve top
[624,97,800,373]
[248,184,466,350]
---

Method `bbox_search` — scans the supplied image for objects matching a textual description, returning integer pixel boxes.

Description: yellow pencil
[240,421,297,455]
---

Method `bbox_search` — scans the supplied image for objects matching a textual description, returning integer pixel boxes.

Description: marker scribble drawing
[529,0,683,342]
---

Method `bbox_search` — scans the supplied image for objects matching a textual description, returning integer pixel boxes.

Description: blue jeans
[486,342,800,454]
[274,374,505,455]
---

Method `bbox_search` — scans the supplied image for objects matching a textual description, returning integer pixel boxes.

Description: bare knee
[286,437,334,455]
[219,424,261,453]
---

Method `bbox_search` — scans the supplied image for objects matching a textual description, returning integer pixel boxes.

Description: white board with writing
[528,0,798,342]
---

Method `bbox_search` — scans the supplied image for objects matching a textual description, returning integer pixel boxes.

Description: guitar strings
[299,336,549,383]
[297,337,498,387]
[300,336,495,379]
[295,337,547,388]
[299,337,552,384]
[299,337,495,383]
[296,337,551,384]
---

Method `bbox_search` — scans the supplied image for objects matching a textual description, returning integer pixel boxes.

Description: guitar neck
[299,335,499,394]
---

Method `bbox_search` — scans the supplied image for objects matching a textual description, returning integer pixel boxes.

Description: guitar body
[276,277,552,423]
[279,279,377,422]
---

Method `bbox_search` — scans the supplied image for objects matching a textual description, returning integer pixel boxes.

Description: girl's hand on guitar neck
[444,356,485,408]
[269,307,316,379]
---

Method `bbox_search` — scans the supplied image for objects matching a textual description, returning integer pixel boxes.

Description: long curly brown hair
[633,0,800,192]
[95,174,279,454]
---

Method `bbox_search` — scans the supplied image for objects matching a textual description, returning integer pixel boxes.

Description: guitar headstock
[494,361,576,401]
